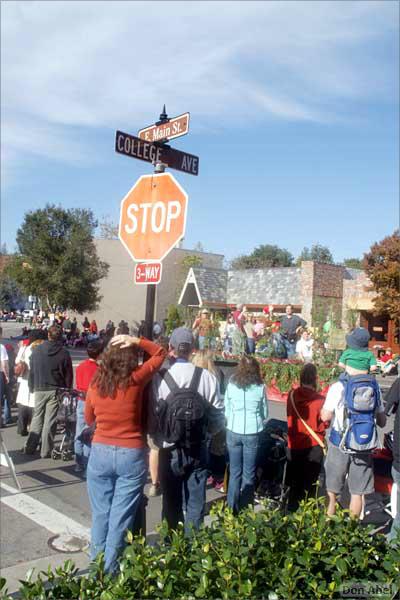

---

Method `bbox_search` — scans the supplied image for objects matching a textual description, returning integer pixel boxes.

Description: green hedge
[1,498,399,599]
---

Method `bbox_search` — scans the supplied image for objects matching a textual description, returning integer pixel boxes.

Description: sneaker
[74,464,85,473]
[148,483,162,497]
[215,482,225,493]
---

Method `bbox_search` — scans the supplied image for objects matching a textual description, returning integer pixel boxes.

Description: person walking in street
[280,304,306,358]
[286,363,326,511]
[24,325,73,457]
[85,334,166,573]
[225,355,268,514]
[74,339,104,474]
[151,327,223,534]
[384,377,400,546]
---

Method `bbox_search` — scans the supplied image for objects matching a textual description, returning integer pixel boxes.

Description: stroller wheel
[51,449,60,460]
[62,451,71,461]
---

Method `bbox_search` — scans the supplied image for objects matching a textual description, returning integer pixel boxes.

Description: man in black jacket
[386,377,400,545]
[24,325,73,458]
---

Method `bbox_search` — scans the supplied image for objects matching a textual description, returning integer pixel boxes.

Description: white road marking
[1,452,9,467]
[0,482,90,541]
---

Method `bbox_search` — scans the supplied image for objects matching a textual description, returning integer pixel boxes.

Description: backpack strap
[189,366,203,392]
[161,369,179,394]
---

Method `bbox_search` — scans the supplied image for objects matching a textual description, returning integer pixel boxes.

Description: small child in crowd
[338,327,377,376]
[74,339,104,473]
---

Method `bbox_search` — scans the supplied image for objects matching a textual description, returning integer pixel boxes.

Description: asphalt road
[0,321,395,595]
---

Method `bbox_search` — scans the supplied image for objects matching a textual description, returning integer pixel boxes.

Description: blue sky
[1,1,398,264]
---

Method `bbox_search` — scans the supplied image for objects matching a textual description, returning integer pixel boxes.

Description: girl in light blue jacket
[225,356,268,513]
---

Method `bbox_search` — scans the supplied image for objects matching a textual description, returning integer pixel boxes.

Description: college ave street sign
[115,130,199,176]
[135,262,162,285]
[138,112,190,143]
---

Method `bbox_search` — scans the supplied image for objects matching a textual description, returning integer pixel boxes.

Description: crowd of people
[0,309,399,575]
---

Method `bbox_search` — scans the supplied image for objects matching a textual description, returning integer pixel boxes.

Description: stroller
[51,389,83,461]
[256,418,289,509]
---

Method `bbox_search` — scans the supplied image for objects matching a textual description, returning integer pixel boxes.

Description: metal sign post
[116,106,194,339]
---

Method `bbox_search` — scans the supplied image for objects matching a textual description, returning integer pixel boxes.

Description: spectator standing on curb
[74,339,104,474]
[15,331,46,436]
[0,327,10,427]
[385,377,400,546]
[225,355,268,514]
[279,305,306,358]
[321,332,386,518]
[24,325,73,457]
[151,327,223,533]
[85,334,166,573]
[286,363,326,511]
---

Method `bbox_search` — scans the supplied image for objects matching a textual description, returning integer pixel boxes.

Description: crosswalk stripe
[0,482,90,541]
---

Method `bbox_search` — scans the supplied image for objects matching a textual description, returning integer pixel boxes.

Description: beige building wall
[71,240,223,331]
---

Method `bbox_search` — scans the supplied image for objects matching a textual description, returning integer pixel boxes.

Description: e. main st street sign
[115,130,199,176]
[138,112,190,143]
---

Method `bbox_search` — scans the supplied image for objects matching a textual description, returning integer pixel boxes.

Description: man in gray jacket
[24,325,73,458]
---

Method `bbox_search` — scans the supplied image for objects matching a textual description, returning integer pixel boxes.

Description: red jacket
[75,359,98,395]
[287,386,326,450]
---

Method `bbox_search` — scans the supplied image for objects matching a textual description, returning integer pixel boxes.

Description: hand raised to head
[110,334,140,349]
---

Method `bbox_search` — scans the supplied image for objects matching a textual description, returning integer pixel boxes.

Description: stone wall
[300,262,345,326]
[342,268,375,328]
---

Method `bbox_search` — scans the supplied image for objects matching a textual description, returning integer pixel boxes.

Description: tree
[98,216,119,240]
[342,257,363,269]
[231,244,294,270]
[363,230,400,319]
[296,244,334,265]
[6,205,109,313]
[0,276,25,311]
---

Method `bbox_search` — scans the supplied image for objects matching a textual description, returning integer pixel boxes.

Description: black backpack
[157,367,209,450]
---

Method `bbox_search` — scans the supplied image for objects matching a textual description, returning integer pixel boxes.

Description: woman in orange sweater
[85,334,166,573]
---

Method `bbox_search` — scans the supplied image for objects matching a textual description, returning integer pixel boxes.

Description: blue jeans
[74,400,91,468]
[159,445,208,534]
[283,338,296,358]
[227,430,260,514]
[224,337,232,353]
[388,466,400,546]
[0,374,11,424]
[246,338,255,354]
[87,443,148,573]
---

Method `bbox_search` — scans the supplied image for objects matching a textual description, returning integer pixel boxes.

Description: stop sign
[119,173,188,262]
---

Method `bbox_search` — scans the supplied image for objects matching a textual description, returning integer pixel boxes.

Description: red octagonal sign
[119,173,188,262]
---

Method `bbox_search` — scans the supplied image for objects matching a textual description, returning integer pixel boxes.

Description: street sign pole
[144,107,168,340]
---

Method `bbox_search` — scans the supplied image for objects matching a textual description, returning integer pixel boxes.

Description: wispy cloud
[1,0,398,182]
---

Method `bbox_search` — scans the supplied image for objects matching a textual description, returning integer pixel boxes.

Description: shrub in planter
[2,498,399,600]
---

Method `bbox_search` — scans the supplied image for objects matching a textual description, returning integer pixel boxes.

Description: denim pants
[227,430,260,514]
[74,400,91,468]
[87,442,148,573]
[159,445,208,534]
[0,373,11,424]
[388,466,400,546]
[246,338,255,354]
[283,338,296,358]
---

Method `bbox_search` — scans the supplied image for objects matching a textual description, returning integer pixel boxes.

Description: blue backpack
[330,374,380,453]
